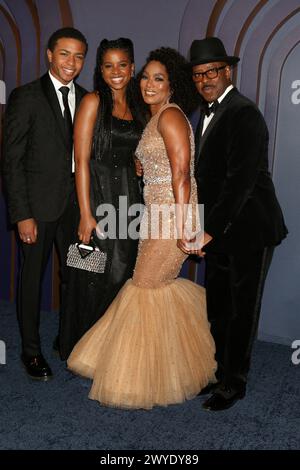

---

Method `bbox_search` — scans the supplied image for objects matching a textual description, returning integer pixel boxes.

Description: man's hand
[17,218,38,244]
[195,231,213,257]
[134,158,143,177]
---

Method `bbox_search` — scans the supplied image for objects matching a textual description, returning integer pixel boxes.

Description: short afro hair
[47,27,88,54]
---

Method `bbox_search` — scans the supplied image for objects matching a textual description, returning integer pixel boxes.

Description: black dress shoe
[202,386,246,411]
[197,382,220,396]
[21,354,53,381]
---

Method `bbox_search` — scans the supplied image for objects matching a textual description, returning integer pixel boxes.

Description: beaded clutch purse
[66,241,107,274]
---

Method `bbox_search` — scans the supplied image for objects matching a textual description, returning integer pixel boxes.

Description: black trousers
[18,187,76,357]
[205,246,274,389]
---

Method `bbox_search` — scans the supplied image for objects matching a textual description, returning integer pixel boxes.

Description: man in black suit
[187,37,287,410]
[3,28,88,380]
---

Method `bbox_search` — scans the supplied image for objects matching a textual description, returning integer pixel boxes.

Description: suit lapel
[75,84,85,111]
[197,88,239,158]
[40,73,66,147]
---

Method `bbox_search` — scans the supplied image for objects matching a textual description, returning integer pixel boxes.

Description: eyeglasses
[192,65,227,82]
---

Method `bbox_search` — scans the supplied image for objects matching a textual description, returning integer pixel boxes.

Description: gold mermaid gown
[67,104,217,409]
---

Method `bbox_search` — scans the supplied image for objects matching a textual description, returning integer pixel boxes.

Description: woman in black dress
[60,38,145,359]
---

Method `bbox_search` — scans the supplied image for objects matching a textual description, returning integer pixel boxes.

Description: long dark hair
[93,38,146,161]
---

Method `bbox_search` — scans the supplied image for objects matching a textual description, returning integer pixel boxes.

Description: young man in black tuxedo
[186,37,287,410]
[3,28,88,380]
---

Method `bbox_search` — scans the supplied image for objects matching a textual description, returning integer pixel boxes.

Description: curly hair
[137,47,199,116]
[93,38,146,161]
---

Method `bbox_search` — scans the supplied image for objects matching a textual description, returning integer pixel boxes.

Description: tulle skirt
[67,277,217,409]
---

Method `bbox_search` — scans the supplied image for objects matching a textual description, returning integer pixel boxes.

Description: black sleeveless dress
[60,116,142,360]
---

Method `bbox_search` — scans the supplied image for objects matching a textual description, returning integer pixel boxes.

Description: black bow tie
[204,100,219,117]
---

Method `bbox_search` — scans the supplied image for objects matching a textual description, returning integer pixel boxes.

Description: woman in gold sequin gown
[67,48,217,409]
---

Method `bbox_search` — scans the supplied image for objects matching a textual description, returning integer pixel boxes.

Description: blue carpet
[0,300,299,450]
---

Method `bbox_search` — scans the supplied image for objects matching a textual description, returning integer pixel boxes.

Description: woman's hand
[134,157,143,177]
[177,237,190,254]
[177,231,213,257]
[78,215,97,244]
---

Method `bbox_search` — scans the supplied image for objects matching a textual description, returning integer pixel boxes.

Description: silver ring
[26,237,31,241]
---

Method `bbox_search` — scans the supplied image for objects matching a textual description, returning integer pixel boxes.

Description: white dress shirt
[202,84,234,135]
[48,71,75,119]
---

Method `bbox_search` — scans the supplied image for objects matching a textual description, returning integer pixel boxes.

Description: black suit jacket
[194,87,287,253]
[2,73,87,224]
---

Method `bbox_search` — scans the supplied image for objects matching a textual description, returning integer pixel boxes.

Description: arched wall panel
[5,0,37,84]
[26,0,41,78]
[179,0,215,57]
[259,22,300,163]
[0,8,20,91]
[237,0,300,99]
[36,0,64,75]
[259,43,300,343]
[215,0,261,55]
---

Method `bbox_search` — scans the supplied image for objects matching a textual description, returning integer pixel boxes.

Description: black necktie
[204,100,219,117]
[59,86,73,152]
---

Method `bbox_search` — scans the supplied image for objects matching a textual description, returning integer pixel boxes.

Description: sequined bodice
[135,103,195,188]
[132,103,199,288]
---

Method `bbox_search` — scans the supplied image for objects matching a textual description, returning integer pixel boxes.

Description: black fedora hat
[190,37,240,66]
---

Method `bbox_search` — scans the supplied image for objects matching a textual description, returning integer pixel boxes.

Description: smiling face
[47,37,86,85]
[100,48,134,91]
[140,60,171,114]
[192,61,231,103]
